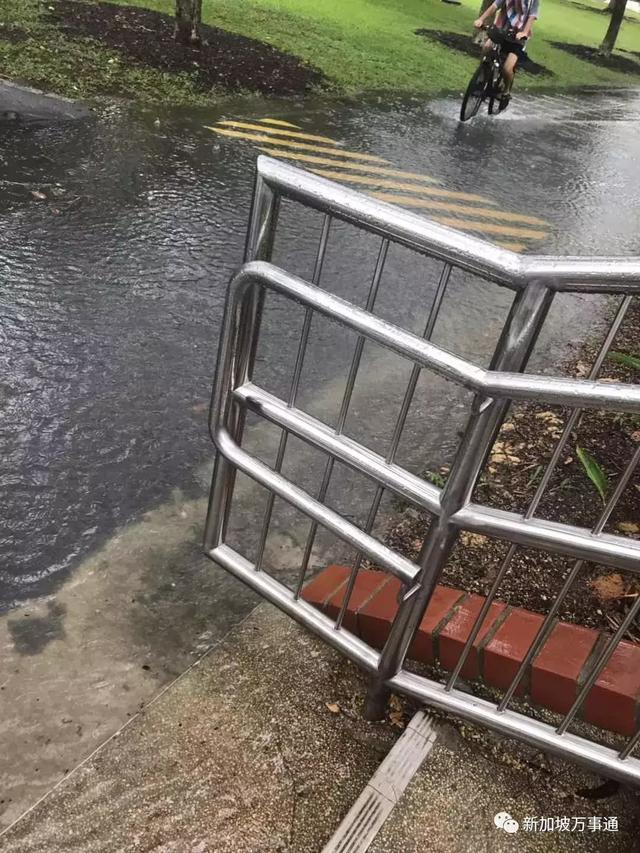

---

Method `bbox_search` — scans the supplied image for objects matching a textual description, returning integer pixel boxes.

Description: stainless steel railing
[204,156,640,784]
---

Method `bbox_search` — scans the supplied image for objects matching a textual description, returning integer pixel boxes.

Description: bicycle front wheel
[460,63,489,122]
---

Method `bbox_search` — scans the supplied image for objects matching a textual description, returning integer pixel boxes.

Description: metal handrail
[258,157,640,293]
[205,156,640,786]
[213,261,640,417]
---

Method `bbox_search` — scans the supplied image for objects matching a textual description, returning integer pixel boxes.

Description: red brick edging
[302,565,640,737]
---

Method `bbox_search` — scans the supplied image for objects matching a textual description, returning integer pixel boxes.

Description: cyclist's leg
[502,53,518,92]
[498,52,518,110]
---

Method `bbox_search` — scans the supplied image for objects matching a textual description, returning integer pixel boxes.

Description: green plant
[424,470,446,489]
[608,351,640,371]
[576,445,608,504]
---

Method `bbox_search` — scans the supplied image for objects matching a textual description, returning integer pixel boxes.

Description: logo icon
[494,811,520,834]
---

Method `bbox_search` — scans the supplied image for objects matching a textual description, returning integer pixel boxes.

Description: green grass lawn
[118,0,640,92]
[1,0,639,103]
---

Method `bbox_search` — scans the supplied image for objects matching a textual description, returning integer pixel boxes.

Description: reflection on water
[1,90,639,610]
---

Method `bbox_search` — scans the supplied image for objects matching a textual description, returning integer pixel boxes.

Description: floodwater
[1,87,640,830]
[1,89,640,610]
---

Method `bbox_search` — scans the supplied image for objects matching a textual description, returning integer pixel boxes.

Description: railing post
[364,279,555,719]
[204,170,280,553]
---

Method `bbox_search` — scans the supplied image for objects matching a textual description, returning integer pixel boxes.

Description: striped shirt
[494,0,540,30]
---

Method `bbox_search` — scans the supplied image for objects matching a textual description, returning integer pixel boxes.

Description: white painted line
[322,710,438,853]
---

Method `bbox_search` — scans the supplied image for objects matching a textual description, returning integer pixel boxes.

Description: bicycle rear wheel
[460,63,490,122]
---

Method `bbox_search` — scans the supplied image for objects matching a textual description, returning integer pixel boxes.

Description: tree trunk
[472,0,494,43]
[599,0,627,55]
[175,0,202,46]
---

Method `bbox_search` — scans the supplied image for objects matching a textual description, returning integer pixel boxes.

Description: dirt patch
[550,40,640,74]
[42,0,326,96]
[379,299,640,635]
[415,28,553,76]
[0,25,29,44]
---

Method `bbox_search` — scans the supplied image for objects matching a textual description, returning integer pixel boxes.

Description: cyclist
[473,0,540,110]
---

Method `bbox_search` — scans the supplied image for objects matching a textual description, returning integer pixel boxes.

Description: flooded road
[1,87,640,829]
[2,89,640,610]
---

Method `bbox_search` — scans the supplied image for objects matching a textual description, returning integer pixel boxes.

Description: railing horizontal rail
[256,157,522,288]
[218,262,640,417]
[234,382,640,574]
[214,427,420,584]
[258,156,640,294]
[208,542,640,787]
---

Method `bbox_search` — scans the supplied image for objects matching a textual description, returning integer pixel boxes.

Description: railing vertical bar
[333,261,453,621]
[554,442,640,733]
[336,240,390,432]
[445,294,633,692]
[558,594,640,735]
[525,294,633,520]
[365,279,555,720]
[385,263,453,464]
[445,542,518,691]
[204,173,280,554]
[289,215,334,406]
[255,215,332,570]
[500,440,640,713]
[620,727,640,761]
[334,487,385,629]
[293,238,389,596]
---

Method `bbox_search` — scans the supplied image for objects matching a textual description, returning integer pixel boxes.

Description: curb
[302,565,640,737]
[322,710,438,853]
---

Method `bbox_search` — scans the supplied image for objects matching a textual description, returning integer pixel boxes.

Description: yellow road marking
[307,169,500,204]
[256,148,441,184]
[217,120,338,146]
[496,242,527,253]
[368,192,548,226]
[431,216,547,240]
[258,118,301,129]
[205,126,388,163]
[216,125,545,241]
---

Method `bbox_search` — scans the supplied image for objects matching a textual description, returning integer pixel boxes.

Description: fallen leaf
[325,702,340,714]
[631,431,640,443]
[389,710,405,729]
[589,573,627,602]
[461,532,489,548]
[535,411,560,422]
[617,522,640,535]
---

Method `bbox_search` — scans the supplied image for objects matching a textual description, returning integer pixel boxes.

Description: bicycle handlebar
[478,24,528,41]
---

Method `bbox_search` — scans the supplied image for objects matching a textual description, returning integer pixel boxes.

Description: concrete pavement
[3,600,639,852]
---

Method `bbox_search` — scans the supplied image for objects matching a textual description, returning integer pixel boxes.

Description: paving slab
[0,604,398,852]
[3,594,640,852]
[369,721,640,853]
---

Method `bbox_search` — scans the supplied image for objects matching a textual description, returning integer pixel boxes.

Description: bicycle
[460,25,526,122]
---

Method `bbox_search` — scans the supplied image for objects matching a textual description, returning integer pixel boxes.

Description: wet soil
[550,40,640,75]
[381,299,640,634]
[0,25,29,44]
[415,28,553,76]
[43,0,326,96]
